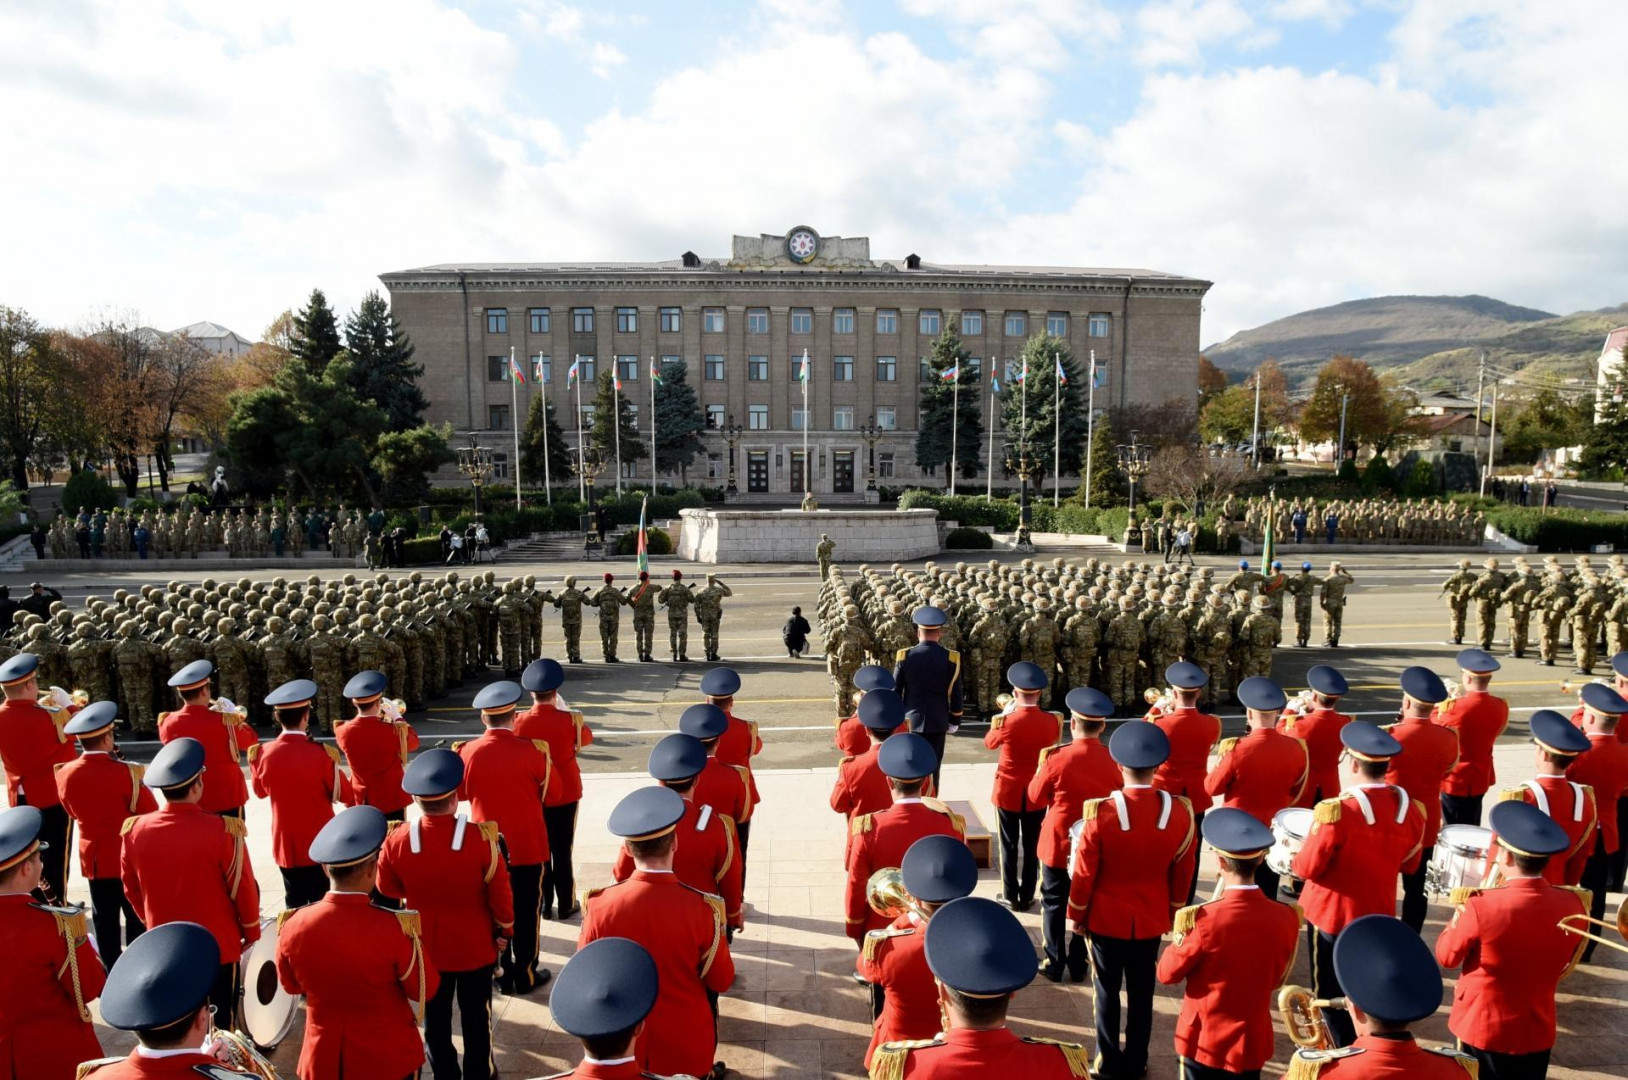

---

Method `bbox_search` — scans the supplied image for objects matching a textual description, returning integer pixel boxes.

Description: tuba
[1558,900,1628,955]
[209,1028,281,1079]
[1278,985,1345,1050]
[866,867,926,921]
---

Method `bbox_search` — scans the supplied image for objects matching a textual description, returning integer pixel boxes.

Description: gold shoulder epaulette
[1081,798,1103,822]
[1038,745,1055,766]
[870,1040,942,1080]
[852,814,874,836]
[157,711,170,725]
[387,820,406,834]
[1313,798,1341,825]
[324,743,344,765]
[477,820,500,842]
[990,713,1005,730]
[532,738,552,758]
[1449,886,1481,907]
[1424,1046,1480,1076]
[223,816,248,839]
[42,904,88,941]
[245,743,261,763]
[1497,788,1524,802]
[894,647,909,662]
[947,649,960,664]
[861,925,916,962]
[1173,904,1201,937]
[120,815,139,837]
[277,909,298,932]
[394,909,422,939]
[1020,1037,1091,1079]
[1284,1046,1365,1080]
[1216,736,1239,755]
[75,1058,126,1079]
[1559,884,1593,909]
[839,755,856,765]
[451,740,467,752]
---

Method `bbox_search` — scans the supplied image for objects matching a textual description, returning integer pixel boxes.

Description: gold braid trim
[1313,798,1342,825]
[1038,745,1055,766]
[225,817,247,901]
[1424,1046,1480,1076]
[397,722,411,766]
[572,711,585,751]
[127,765,145,812]
[852,814,874,836]
[717,815,737,883]
[277,909,297,932]
[50,907,91,1021]
[75,1058,125,1079]
[223,712,243,763]
[1081,798,1102,822]
[1021,1038,1090,1078]
[862,926,914,962]
[245,743,261,764]
[1496,788,1524,802]
[1216,737,1240,756]
[1449,886,1481,908]
[1173,904,1200,938]
[869,1041,939,1080]
[395,909,426,1022]
[478,820,501,883]
[698,892,726,978]
[120,816,139,837]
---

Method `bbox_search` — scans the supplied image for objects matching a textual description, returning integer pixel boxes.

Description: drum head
[1439,825,1493,855]
[242,917,299,1050]
[1273,807,1314,839]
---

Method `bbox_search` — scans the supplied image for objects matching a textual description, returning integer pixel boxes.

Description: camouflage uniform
[1319,563,1355,647]
[1440,560,1476,645]
[659,576,695,661]
[816,535,835,580]
[67,623,114,705]
[112,623,159,734]
[827,606,869,716]
[208,619,253,710]
[1193,597,1232,709]
[303,615,351,729]
[553,578,591,664]
[1061,598,1099,697]
[497,584,528,675]
[1103,598,1143,714]
[693,576,733,663]
[592,579,629,663]
[627,576,658,662]
[1499,564,1539,659]
[1285,567,1315,647]
[1469,560,1508,650]
[1533,577,1573,666]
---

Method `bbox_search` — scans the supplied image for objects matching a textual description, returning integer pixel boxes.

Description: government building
[379,228,1210,498]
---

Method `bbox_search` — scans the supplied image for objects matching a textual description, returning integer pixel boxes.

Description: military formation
[1439,552,1628,673]
[1227,493,1486,546]
[45,505,390,560]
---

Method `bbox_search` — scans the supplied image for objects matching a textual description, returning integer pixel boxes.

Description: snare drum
[1268,808,1314,876]
[1068,818,1086,873]
[1426,825,1492,896]
[241,915,299,1051]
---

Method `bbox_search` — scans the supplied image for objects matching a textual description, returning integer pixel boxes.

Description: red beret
[603,573,614,583]
[672,570,683,580]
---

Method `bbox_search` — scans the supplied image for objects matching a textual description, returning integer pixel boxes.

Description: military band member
[1069,721,1198,1080]
[701,667,763,868]
[868,895,1089,1079]
[0,652,78,904]
[1436,648,1511,827]
[377,749,515,1080]
[1291,723,1426,1048]
[1501,709,1596,887]
[1383,667,1461,933]
[832,690,915,862]
[336,669,419,824]
[0,805,105,1079]
[1029,686,1122,983]
[1436,800,1590,1080]
[891,605,964,791]
[276,805,438,1080]
[1279,665,1353,808]
[516,658,593,920]
[984,661,1064,912]
[1205,677,1309,898]
[678,703,753,850]
[158,659,257,818]
[579,786,735,1079]
[836,666,903,757]
[1572,652,1628,892]
[1565,681,1628,963]
[544,937,664,1080]
[120,736,261,1031]
[1152,662,1221,904]
[1157,808,1303,1080]
[250,678,352,909]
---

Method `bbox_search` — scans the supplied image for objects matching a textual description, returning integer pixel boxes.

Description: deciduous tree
[1197,354,1228,409]
[0,307,67,489]
[1299,355,1418,455]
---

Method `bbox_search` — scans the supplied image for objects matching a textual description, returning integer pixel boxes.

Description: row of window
[485,306,1112,338]
[489,354,1000,385]
[482,399,897,434]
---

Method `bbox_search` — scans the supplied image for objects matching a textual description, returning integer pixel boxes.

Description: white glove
[381,698,405,721]
[215,697,246,718]
[44,686,73,710]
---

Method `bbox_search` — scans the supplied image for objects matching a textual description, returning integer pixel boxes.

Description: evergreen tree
[518,393,572,493]
[915,328,985,482]
[999,334,1090,484]
[291,288,343,376]
[1081,415,1121,505]
[589,369,646,471]
[651,359,705,484]
[1582,392,1628,478]
[344,290,428,431]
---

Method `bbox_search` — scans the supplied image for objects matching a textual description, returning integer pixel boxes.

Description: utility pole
[1250,372,1262,467]
[1473,350,1487,469]
[1482,382,1500,496]
[1336,391,1349,470]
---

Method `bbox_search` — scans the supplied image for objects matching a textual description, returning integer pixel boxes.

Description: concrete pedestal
[676,507,940,564]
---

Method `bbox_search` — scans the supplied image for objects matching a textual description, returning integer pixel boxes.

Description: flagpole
[649,356,657,492]
[539,353,552,505]
[1084,349,1096,509]
[949,359,959,496]
[1052,351,1060,508]
[986,365,996,501]
[801,348,809,496]
[613,368,623,495]
[574,356,585,503]
[510,347,522,511]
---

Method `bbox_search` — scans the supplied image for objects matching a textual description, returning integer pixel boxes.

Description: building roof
[1601,326,1628,360]
[390,259,1199,281]
[1414,391,1479,411]
[1416,412,1490,436]
[173,321,251,342]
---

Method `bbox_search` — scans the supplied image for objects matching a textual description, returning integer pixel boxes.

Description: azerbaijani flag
[635,495,649,576]
[614,372,623,392]
[991,375,1002,394]
[1262,521,1276,569]
[1014,361,1027,384]
[1092,362,1107,389]
[508,355,526,384]
[1054,355,1067,385]
[533,356,547,380]
[939,363,959,382]
[566,357,581,387]
[797,350,811,384]
[649,359,664,384]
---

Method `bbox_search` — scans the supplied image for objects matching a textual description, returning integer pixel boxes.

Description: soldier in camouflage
[693,574,733,663]
[553,575,591,664]
[592,572,629,663]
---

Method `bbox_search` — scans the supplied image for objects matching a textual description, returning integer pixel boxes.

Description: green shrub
[1484,507,1628,552]
[1362,455,1396,493]
[1403,459,1438,497]
[944,526,993,549]
[613,525,674,556]
[61,469,118,514]
[898,492,1020,529]
[400,536,447,565]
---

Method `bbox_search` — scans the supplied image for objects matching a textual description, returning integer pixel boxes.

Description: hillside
[1390,303,1628,391]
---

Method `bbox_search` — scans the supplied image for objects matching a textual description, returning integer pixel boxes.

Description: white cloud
[588,41,627,78]
[1134,0,1260,68]
[1268,0,1356,27]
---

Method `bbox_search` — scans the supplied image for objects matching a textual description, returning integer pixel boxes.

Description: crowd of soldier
[43,506,395,561]
[1229,494,1486,546]
[1440,552,1628,673]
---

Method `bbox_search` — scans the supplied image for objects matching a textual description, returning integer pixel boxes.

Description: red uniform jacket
[456,728,563,866]
[835,712,905,756]
[1434,691,1509,797]
[121,801,260,962]
[830,743,895,863]
[249,733,352,869]
[0,698,75,808]
[1500,778,1596,885]
[578,870,734,1079]
[877,1026,1087,1079]
[1571,703,1628,743]
[75,1050,238,1078]
[158,703,257,814]
[1435,876,1587,1055]
[1153,707,1221,800]
[514,700,592,805]
[1384,718,1460,849]
[1156,887,1302,1073]
[1068,786,1197,939]
[376,814,515,972]
[717,708,762,815]
[1568,732,1628,853]
[1293,786,1426,935]
[983,704,1063,812]
[54,752,156,879]
[276,892,437,1080]
[1294,1035,1480,1077]
[1279,707,1351,807]
[1026,738,1123,869]
[612,797,744,928]
[692,756,753,827]
[334,713,419,816]
[845,799,966,942]
[0,895,105,1080]
[541,1062,646,1080]
[1203,729,1308,826]
[854,912,935,1069]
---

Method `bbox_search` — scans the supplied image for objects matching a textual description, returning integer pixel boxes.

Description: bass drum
[1427,825,1493,896]
[241,916,300,1051]
[1268,808,1314,876]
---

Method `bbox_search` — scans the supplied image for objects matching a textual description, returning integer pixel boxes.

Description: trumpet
[1278,985,1346,1050]
[1142,686,1174,720]
[866,867,928,921]
[37,686,88,713]
[212,697,248,719]
[380,698,408,722]
[208,1028,281,1078]
[1558,901,1628,955]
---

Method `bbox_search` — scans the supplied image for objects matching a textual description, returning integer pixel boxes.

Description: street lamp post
[721,415,745,499]
[1003,437,1039,553]
[857,415,884,501]
[567,444,609,556]
[1117,431,1152,548]
[455,436,494,519]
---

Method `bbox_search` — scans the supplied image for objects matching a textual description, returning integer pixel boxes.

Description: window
[660,354,682,374]
[572,307,594,333]
[1088,313,1112,337]
[789,356,808,380]
[532,354,551,383]
[486,308,507,334]
[875,356,896,382]
[576,356,597,382]
[876,406,897,430]
[659,308,682,333]
[1004,312,1026,336]
[878,452,895,479]
[961,310,983,335]
[876,309,898,334]
[528,307,550,333]
[832,406,854,431]
[791,407,808,431]
[833,308,855,334]
[966,357,982,380]
[579,404,596,427]
[1047,312,1068,336]
[704,355,725,381]
[746,308,769,334]
[488,404,511,430]
[627,403,638,424]
[706,405,725,429]
[707,453,723,478]
[919,310,941,335]
[748,405,769,430]
[747,356,769,381]
[486,356,506,382]
[621,460,638,479]
[492,452,509,479]
[921,463,936,477]
[617,356,638,381]
[703,308,725,333]
[790,308,812,334]
[833,356,854,381]
[615,307,637,333]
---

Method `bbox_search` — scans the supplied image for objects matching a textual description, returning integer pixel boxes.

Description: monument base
[676,507,940,564]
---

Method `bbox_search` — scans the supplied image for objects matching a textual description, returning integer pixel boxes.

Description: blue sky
[1,0,1624,346]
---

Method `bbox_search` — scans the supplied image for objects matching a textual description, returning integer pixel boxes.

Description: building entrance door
[789,451,806,494]
[747,451,769,493]
[833,450,855,493]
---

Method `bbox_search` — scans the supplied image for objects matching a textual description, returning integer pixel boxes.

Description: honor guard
[1562,680,1628,963]
[1157,808,1303,1080]
[0,652,78,904]
[335,670,420,823]
[1068,720,1198,1080]
[1152,662,1221,904]
[832,690,917,864]
[1279,665,1353,807]
[1436,800,1590,1080]
[458,679,564,995]
[1500,709,1596,886]
[679,704,753,840]
[579,786,735,1079]
[614,733,744,931]
[54,700,156,967]
[0,805,106,1079]
[120,736,261,1031]
[855,835,978,1070]
[1436,648,1511,827]
[1287,915,1475,1078]
[544,937,664,1079]
[250,679,352,909]
[845,733,967,945]
[516,658,593,920]
[1382,667,1461,933]
[836,666,903,756]
[984,661,1064,913]
[158,659,257,818]
[1204,676,1309,897]
[1291,722,1426,1048]
[891,606,964,790]
[377,749,515,1080]
[1029,686,1122,984]
[867,895,1089,1079]
[276,805,438,1080]
[700,667,763,867]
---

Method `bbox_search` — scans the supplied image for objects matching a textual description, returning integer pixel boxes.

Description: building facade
[379,228,1210,497]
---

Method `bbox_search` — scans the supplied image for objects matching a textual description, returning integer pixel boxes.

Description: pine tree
[1080,415,1121,505]
[344,290,427,431]
[519,393,571,493]
[651,359,705,484]
[291,288,343,376]
[915,328,985,482]
[589,369,646,470]
[1000,334,1090,484]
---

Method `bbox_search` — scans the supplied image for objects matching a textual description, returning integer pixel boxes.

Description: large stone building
[379,228,1210,497]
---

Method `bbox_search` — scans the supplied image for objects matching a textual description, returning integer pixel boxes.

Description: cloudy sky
[3,0,1624,346]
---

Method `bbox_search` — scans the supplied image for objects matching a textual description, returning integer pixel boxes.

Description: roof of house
[173,321,250,341]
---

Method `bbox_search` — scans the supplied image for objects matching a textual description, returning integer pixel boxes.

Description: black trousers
[279,865,329,909]
[996,808,1045,907]
[1461,1042,1551,1080]
[211,961,243,1032]
[87,877,145,968]
[738,819,753,892]
[1186,809,1207,904]
[1039,863,1070,972]
[1612,796,1628,891]
[542,802,578,915]
[1088,933,1160,1078]
[1181,1059,1260,1080]
[1579,838,1612,964]
[27,802,71,905]
[217,806,243,820]
[1400,844,1434,933]
[918,729,948,792]
[425,964,495,1080]
[504,863,545,991]
[1441,792,1484,828]
[1308,925,1355,1047]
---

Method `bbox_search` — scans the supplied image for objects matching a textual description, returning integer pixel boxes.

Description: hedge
[944,526,993,549]
[1483,507,1628,552]
[614,526,674,556]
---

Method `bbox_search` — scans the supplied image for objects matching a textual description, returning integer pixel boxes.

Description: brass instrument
[1558,900,1628,955]
[37,686,88,713]
[212,697,249,719]
[1142,686,1174,720]
[209,1028,281,1078]
[1278,985,1345,1050]
[866,867,928,921]
[380,698,408,722]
